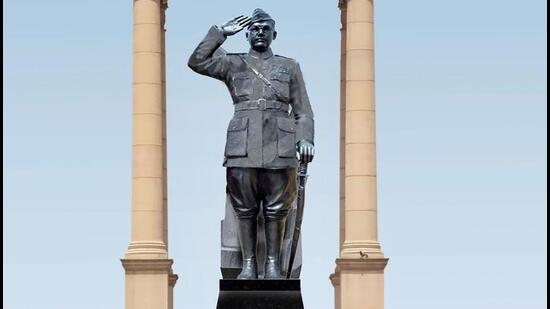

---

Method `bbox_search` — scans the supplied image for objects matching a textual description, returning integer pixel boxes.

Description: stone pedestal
[332,258,388,309]
[121,259,175,309]
[217,280,304,309]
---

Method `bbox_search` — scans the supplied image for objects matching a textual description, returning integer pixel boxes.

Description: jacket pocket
[225,117,249,157]
[270,72,291,101]
[232,72,253,97]
[277,117,296,158]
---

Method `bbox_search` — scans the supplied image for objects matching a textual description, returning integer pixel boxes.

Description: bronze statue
[188,8,314,279]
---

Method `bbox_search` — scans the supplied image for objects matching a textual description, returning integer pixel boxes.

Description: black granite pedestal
[216,279,304,309]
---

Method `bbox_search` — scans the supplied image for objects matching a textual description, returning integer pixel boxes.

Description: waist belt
[234,99,290,112]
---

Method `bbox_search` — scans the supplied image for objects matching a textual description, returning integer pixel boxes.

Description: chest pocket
[232,72,253,97]
[270,72,291,102]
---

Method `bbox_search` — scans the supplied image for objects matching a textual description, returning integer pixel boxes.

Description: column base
[341,240,384,259]
[125,241,168,259]
[217,279,304,309]
[121,258,177,309]
[331,258,389,309]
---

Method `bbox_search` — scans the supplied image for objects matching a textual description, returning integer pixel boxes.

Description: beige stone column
[331,0,388,308]
[127,0,166,259]
[331,3,347,309]
[161,0,169,252]
[160,4,178,309]
[343,0,383,259]
[339,0,348,254]
[122,1,176,308]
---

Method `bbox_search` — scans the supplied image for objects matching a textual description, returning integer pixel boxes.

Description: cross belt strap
[234,99,290,112]
[238,55,283,99]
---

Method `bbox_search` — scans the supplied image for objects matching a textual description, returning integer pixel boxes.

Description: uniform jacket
[188,26,314,169]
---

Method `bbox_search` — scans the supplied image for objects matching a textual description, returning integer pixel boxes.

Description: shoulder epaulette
[275,54,295,61]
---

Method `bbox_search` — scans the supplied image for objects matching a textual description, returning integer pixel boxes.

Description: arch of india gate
[121,0,389,308]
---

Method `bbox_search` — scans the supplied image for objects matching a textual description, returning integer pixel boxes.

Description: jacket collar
[248,48,274,60]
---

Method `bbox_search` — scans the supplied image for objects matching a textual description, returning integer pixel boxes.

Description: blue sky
[4,0,547,308]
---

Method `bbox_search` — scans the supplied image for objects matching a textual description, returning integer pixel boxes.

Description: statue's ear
[246,32,249,39]
[273,31,277,40]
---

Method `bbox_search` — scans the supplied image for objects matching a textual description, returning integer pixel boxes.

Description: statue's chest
[232,61,291,89]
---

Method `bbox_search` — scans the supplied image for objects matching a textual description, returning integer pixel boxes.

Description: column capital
[339,0,348,30]
[338,0,348,10]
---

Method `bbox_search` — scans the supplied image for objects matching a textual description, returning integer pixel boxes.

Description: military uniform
[188,26,314,170]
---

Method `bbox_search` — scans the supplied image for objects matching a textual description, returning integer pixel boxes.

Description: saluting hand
[220,15,252,37]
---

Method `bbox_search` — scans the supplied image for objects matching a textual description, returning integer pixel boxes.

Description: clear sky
[3,0,547,308]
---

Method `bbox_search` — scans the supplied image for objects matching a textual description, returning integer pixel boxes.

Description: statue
[188,9,314,280]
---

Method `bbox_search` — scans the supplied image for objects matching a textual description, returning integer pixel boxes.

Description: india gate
[121,0,389,308]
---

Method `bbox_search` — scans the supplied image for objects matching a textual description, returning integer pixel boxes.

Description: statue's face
[246,21,277,52]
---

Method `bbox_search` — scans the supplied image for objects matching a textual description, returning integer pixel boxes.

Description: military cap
[249,8,275,26]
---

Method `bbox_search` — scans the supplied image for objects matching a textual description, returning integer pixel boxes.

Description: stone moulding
[335,258,389,272]
[121,259,174,272]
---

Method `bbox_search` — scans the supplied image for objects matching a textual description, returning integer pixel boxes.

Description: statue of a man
[188,8,314,279]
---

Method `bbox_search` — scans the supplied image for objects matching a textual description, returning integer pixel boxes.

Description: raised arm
[188,16,251,80]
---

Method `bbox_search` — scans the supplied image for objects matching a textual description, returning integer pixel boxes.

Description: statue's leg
[261,168,297,279]
[226,167,260,279]
[236,219,258,279]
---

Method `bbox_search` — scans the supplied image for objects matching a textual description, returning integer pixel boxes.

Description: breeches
[226,167,297,221]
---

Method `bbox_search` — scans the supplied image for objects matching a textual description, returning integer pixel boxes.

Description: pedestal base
[330,258,389,309]
[121,259,177,309]
[216,279,304,309]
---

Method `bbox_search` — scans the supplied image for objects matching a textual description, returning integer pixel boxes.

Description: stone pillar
[331,0,388,308]
[160,3,178,308]
[127,0,166,260]
[331,4,347,308]
[339,0,348,255]
[122,1,176,308]
[161,0,168,252]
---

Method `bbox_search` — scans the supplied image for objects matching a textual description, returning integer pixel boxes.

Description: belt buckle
[257,98,267,111]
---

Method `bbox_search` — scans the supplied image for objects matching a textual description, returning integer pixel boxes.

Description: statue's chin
[252,42,269,52]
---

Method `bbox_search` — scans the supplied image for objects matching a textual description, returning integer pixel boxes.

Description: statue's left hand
[297,140,315,163]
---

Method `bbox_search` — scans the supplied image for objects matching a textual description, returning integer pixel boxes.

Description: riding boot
[264,219,285,279]
[237,219,258,279]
